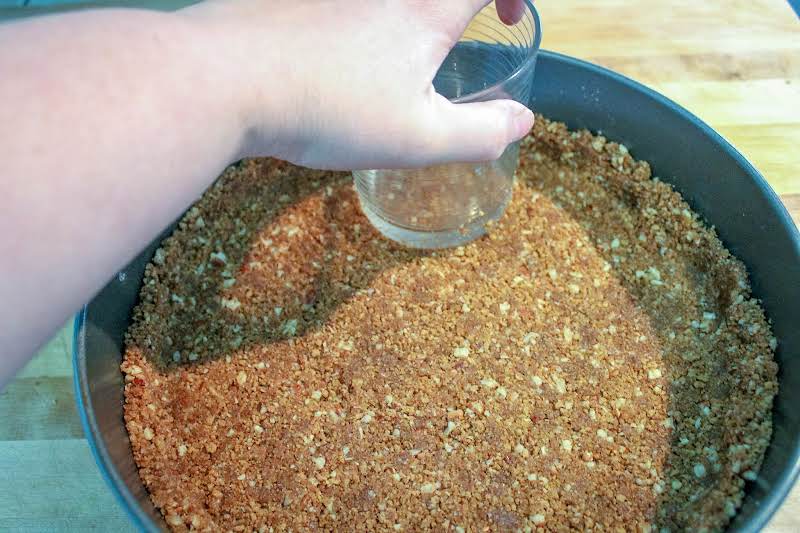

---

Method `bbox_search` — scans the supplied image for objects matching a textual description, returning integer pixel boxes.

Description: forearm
[0,0,533,387]
[0,8,255,384]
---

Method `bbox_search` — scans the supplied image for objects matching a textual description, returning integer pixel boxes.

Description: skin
[0,0,530,388]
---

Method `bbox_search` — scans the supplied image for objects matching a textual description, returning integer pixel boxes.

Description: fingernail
[511,105,534,139]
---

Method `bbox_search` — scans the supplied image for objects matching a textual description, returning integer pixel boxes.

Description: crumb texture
[122,116,777,532]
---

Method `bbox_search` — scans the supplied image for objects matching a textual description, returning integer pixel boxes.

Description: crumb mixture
[122,116,777,532]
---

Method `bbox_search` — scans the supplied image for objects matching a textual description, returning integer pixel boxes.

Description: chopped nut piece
[281,319,298,336]
[453,346,470,358]
[420,482,440,494]
[552,375,567,394]
[480,378,498,389]
[166,515,183,526]
[209,250,227,265]
[694,464,707,478]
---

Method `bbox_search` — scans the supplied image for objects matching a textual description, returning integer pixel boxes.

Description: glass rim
[450,0,542,104]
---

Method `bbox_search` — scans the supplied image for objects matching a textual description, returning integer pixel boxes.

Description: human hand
[185,0,533,170]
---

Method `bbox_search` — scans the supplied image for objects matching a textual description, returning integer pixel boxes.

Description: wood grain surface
[0,1,798,531]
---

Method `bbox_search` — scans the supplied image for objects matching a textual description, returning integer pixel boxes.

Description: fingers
[427,94,534,164]
[495,0,526,25]
[431,1,526,60]
[451,0,526,26]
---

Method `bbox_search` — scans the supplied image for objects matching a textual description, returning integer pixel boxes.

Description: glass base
[358,187,513,249]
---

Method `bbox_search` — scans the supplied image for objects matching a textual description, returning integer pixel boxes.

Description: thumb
[429,96,534,163]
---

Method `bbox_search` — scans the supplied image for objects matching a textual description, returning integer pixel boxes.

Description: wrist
[176,2,305,161]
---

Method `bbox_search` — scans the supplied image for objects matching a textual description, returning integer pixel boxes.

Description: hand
[185,0,533,170]
[0,1,531,385]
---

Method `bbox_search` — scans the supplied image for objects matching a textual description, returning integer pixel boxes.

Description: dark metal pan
[74,50,800,532]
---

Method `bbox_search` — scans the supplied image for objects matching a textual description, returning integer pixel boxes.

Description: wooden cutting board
[0,1,798,531]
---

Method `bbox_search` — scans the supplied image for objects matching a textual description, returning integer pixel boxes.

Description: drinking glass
[353,0,541,249]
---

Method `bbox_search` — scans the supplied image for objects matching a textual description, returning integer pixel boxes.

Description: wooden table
[1,1,798,531]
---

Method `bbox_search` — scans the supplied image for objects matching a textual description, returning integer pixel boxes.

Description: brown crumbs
[122,116,777,532]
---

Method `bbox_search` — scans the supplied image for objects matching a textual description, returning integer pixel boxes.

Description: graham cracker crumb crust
[122,116,777,532]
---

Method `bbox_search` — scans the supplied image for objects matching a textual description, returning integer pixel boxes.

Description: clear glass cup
[354,0,541,249]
